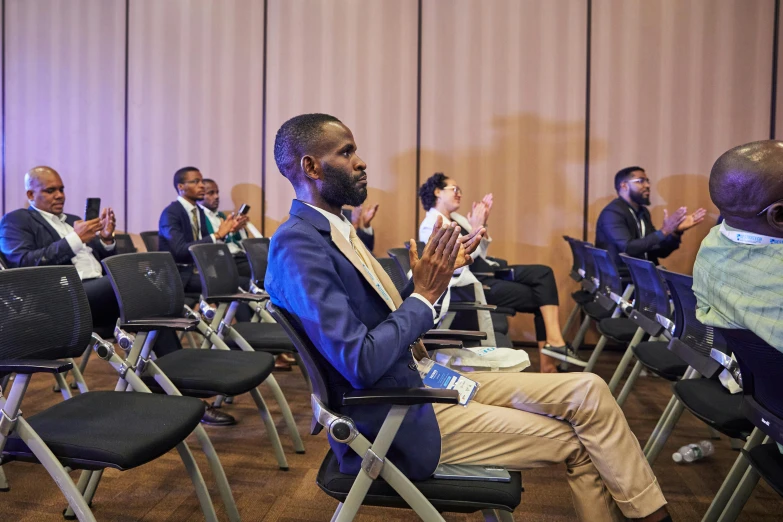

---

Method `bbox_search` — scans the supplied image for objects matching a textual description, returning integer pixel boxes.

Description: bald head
[710,140,783,235]
[25,166,66,215]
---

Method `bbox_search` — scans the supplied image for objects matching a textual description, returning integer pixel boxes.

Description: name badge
[417,357,479,406]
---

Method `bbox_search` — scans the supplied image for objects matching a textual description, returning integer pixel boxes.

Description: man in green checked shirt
[693,140,783,354]
[198,178,263,278]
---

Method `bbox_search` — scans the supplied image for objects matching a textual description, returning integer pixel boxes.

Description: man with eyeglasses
[595,166,706,279]
[158,166,244,293]
[693,140,783,354]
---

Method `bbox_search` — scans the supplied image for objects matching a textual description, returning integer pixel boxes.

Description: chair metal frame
[267,301,520,522]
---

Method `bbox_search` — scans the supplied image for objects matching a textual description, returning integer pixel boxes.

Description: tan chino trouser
[434,371,666,521]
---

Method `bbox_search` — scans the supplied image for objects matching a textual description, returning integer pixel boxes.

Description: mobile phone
[85,198,101,221]
[238,204,251,216]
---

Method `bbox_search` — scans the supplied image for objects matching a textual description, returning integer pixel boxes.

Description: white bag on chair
[433,346,530,373]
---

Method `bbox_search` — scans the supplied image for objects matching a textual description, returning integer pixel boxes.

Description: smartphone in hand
[85,198,101,221]
[238,204,251,215]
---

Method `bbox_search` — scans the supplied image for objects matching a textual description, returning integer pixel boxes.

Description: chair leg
[192,425,241,522]
[561,305,580,338]
[248,388,289,470]
[645,400,686,465]
[71,345,93,389]
[15,418,97,522]
[716,465,762,522]
[702,428,766,522]
[583,335,608,373]
[0,464,8,491]
[63,470,94,518]
[644,394,678,455]
[616,360,644,406]
[175,441,219,522]
[81,470,103,508]
[330,502,343,522]
[569,315,591,351]
[263,375,305,453]
[607,328,644,393]
[335,470,377,522]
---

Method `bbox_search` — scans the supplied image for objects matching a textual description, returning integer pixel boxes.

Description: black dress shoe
[200,405,237,426]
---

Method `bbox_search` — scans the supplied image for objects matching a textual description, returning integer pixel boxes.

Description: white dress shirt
[303,202,435,317]
[178,196,216,243]
[199,204,263,254]
[31,205,114,280]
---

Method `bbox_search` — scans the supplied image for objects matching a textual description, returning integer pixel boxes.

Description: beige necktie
[347,227,429,360]
[191,208,200,240]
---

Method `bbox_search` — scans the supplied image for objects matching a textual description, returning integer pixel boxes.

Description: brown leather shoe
[279,353,297,364]
[200,405,237,426]
[274,354,293,371]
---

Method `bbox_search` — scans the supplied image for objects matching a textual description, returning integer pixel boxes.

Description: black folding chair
[611,254,687,406]
[138,230,158,252]
[578,247,639,376]
[113,233,137,254]
[267,301,522,521]
[643,270,754,468]
[0,266,218,521]
[102,252,300,473]
[700,328,782,522]
[242,237,271,295]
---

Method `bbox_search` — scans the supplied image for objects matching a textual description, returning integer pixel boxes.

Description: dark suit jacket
[595,197,681,275]
[340,208,375,252]
[0,207,115,269]
[158,200,213,287]
[267,200,439,480]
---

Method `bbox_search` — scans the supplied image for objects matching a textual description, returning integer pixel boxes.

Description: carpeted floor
[0,347,780,521]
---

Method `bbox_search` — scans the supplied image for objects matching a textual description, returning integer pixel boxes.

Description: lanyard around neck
[719,223,783,245]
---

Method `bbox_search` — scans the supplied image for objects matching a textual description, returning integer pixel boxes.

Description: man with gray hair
[0,166,119,331]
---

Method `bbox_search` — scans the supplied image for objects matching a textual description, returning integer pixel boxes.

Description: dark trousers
[478,265,560,342]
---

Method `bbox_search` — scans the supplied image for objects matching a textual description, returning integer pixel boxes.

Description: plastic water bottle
[672,440,714,463]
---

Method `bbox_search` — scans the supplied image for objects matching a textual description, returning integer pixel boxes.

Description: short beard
[630,191,650,206]
[320,163,367,207]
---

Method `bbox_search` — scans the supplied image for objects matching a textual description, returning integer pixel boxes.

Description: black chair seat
[143,349,275,397]
[743,443,783,497]
[632,341,688,380]
[226,322,297,354]
[491,313,509,334]
[597,318,639,343]
[3,391,204,471]
[207,293,265,303]
[584,301,613,320]
[673,378,755,439]
[572,290,594,305]
[317,450,523,514]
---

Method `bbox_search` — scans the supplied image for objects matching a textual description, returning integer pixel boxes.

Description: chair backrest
[659,269,726,378]
[585,246,623,297]
[0,253,8,269]
[573,239,597,284]
[563,236,585,281]
[620,254,671,321]
[0,266,93,360]
[404,241,425,258]
[139,231,159,252]
[114,233,138,254]
[719,328,783,442]
[386,248,411,280]
[377,257,407,294]
[188,243,240,297]
[242,238,270,287]
[266,302,333,435]
[102,252,186,322]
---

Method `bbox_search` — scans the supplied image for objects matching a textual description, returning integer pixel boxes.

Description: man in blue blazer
[266,114,671,522]
[0,166,118,332]
[158,166,243,293]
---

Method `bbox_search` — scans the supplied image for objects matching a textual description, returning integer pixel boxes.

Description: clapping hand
[677,208,707,232]
[351,203,379,229]
[99,208,116,243]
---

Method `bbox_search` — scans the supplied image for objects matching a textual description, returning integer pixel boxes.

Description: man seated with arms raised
[159,166,247,293]
[265,114,671,522]
[596,166,706,280]
[199,177,262,278]
[0,166,118,331]
[693,140,783,353]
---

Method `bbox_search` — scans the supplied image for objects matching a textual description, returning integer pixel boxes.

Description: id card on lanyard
[416,357,479,406]
[629,207,648,259]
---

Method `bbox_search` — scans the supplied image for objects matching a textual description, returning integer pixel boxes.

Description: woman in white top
[418,173,582,373]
